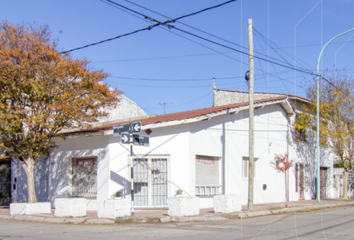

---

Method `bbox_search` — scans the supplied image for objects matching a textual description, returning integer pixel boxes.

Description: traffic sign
[113,123,130,136]
[130,122,141,134]
[121,133,131,144]
[132,134,149,147]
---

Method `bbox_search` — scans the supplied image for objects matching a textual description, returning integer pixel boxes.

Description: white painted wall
[49,103,334,209]
[96,94,147,125]
[49,135,109,207]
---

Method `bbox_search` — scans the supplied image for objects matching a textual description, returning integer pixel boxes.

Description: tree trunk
[285,171,288,207]
[22,159,37,203]
[343,171,349,199]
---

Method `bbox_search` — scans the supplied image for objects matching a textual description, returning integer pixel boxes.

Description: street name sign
[130,122,141,134]
[113,123,130,136]
[121,133,131,144]
[132,134,149,146]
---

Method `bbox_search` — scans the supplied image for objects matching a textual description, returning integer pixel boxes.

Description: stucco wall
[49,135,109,207]
[96,94,147,125]
[189,104,291,205]
[49,103,334,208]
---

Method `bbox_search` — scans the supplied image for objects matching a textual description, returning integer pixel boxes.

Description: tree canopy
[296,73,354,198]
[0,22,120,202]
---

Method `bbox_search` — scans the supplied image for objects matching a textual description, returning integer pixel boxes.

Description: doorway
[320,167,328,199]
[296,163,305,199]
[133,157,168,207]
[0,161,11,206]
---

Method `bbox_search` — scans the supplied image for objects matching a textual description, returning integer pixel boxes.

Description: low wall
[167,197,199,217]
[10,202,51,215]
[55,198,87,217]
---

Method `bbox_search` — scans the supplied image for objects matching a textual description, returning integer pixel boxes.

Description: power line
[61,24,160,53]
[65,0,317,81]
[122,0,307,71]
[253,28,314,72]
[173,0,237,22]
[171,26,316,76]
[62,0,236,53]
[108,71,293,82]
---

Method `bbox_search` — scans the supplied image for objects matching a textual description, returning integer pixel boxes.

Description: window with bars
[242,157,258,178]
[195,155,221,196]
[72,157,97,198]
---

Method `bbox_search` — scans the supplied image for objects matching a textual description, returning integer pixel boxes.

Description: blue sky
[1,0,354,115]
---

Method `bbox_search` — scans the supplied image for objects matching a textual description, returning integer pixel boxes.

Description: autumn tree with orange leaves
[0,22,120,203]
[272,153,293,207]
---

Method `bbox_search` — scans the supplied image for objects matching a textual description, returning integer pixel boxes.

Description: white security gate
[133,157,168,207]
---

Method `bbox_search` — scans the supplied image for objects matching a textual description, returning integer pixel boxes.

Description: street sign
[113,123,130,136]
[130,122,141,134]
[121,133,131,144]
[132,134,149,147]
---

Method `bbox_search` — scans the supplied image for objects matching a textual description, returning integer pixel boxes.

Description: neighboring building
[213,86,335,201]
[4,94,147,206]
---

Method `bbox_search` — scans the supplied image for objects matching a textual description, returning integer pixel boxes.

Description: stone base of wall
[213,194,242,213]
[10,202,51,215]
[97,198,131,219]
[167,197,200,217]
[54,198,87,217]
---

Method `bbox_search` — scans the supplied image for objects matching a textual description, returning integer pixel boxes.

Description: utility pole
[247,18,255,211]
[159,102,171,114]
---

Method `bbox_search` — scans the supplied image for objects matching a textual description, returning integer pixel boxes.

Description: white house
[5,94,147,205]
[45,92,334,210]
[213,87,335,201]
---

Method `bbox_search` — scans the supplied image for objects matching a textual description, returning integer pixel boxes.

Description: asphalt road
[1,206,354,240]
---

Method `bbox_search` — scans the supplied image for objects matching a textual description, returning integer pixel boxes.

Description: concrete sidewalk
[1,199,353,225]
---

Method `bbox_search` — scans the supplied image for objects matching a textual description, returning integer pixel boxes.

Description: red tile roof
[65,96,288,136]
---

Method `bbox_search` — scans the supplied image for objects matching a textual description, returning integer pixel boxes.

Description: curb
[1,201,354,225]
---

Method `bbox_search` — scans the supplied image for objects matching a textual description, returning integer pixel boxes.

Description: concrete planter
[213,194,242,213]
[54,198,87,217]
[167,197,200,217]
[97,198,131,219]
[10,202,51,215]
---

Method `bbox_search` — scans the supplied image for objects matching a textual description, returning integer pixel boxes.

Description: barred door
[133,157,168,207]
[0,161,11,206]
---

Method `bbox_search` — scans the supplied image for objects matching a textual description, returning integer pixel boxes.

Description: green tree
[296,74,354,199]
[0,22,120,203]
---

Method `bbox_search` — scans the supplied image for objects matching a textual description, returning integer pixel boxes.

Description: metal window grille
[72,158,97,198]
[195,185,221,196]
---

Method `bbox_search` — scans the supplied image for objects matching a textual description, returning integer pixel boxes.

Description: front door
[133,157,168,207]
[320,167,328,199]
[0,161,11,206]
[299,164,305,199]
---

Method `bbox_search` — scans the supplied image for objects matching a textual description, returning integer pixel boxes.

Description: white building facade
[46,95,333,210]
